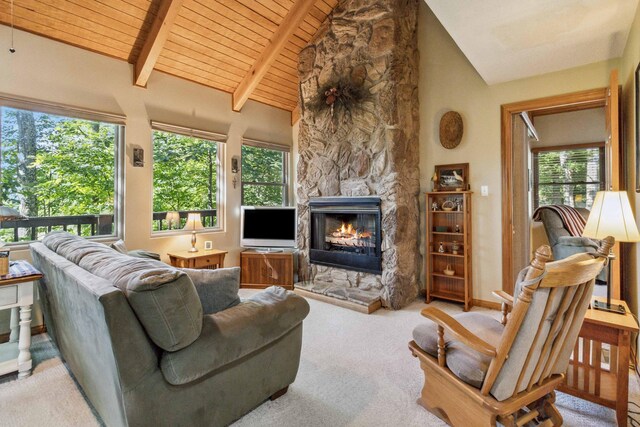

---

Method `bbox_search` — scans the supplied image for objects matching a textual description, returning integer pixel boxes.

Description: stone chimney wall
[296,0,420,309]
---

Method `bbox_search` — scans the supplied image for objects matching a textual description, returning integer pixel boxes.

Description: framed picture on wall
[435,163,469,191]
[636,62,640,192]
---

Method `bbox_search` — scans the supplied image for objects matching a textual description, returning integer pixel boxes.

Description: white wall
[533,108,607,148]
[418,2,619,301]
[0,27,292,331]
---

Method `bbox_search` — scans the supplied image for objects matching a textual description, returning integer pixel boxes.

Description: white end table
[0,261,42,379]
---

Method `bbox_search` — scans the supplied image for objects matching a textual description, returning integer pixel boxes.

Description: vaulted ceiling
[0,0,338,120]
[425,0,640,84]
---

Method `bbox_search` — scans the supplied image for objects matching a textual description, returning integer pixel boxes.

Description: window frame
[150,121,227,236]
[241,138,290,207]
[531,141,606,210]
[0,94,125,247]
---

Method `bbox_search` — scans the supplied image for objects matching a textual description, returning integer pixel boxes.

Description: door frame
[500,88,609,294]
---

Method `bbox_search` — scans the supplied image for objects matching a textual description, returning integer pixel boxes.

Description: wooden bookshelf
[425,191,472,311]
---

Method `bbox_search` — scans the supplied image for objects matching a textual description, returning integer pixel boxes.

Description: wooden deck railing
[152,209,217,231]
[0,209,218,242]
[0,214,114,242]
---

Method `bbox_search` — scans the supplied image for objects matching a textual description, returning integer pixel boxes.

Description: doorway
[501,71,621,295]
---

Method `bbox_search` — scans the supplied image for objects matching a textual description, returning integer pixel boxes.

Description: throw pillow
[181,267,241,314]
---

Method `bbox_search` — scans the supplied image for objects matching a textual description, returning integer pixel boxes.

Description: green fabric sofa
[30,232,310,427]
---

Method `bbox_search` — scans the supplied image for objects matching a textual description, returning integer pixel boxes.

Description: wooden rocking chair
[409,237,614,426]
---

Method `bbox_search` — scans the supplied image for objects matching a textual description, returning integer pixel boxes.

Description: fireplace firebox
[309,197,382,274]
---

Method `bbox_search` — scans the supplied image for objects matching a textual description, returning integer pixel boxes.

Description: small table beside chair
[559,296,639,426]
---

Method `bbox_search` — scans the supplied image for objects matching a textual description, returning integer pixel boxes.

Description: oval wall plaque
[439,111,463,149]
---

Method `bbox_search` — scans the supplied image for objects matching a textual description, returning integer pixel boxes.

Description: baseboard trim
[472,299,501,311]
[0,325,46,344]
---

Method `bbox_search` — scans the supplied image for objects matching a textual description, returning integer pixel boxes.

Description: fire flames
[332,222,372,239]
[326,220,375,249]
[340,223,354,235]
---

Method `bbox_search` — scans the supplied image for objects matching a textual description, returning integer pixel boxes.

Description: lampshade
[165,211,180,227]
[183,213,204,231]
[582,191,640,242]
[0,206,25,221]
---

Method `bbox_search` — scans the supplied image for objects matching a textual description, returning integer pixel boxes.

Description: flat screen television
[240,206,297,248]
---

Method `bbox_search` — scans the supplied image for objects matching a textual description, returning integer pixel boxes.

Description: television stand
[254,248,284,254]
[240,249,295,290]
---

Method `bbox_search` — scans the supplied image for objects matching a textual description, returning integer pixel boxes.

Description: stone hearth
[296,0,420,309]
[295,281,382,310]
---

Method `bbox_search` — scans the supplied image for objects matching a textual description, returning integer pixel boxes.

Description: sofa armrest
[160,286,310,385]
[181,267,241,314]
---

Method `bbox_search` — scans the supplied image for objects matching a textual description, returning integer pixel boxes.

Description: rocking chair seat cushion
[412,312,504,389]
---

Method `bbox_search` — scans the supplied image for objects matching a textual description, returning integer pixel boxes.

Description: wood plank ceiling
[0,0,337,121]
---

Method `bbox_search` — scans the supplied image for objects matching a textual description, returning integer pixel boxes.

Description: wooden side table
[0,260,43,379]
[167,249,227,270]
[559,297,639,426]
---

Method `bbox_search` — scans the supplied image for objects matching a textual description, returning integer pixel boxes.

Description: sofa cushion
[413,312,504,389]
[43,231,114,265]
[160,286,310,385]
[127,249,161,261]
[181,267,241,314]
[110,239,160,260]
[42,232,203,352]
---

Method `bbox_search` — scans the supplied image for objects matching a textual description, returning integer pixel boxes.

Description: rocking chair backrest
[482,236,613,402]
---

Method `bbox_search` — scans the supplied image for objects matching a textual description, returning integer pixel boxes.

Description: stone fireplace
[296,0,420,310]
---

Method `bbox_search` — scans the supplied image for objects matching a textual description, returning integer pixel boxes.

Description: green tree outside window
[152,130,219,231]
[241,144,288,206]
[533,146,604,210]
[0,107,118,243]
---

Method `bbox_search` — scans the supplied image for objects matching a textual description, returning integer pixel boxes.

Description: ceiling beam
[232,0,316,112]
[134,0,184,87]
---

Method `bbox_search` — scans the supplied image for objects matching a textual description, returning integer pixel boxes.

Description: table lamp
[183,213,204,252]
[165,211,180,230]
[0,205,24,221]
[582,191,640,314]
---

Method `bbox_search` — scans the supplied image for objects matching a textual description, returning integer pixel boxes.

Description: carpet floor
[0,290,638,426]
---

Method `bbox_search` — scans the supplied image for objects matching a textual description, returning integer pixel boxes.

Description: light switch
[481,185,489,196]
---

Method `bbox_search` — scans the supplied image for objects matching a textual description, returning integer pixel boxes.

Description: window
[241,139,289,206]
[532,143,605,210]
[0,100,123,244]
[152,123,225,232]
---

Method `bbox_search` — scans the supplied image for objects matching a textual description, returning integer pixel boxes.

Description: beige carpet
[0,335,99,426]
[0,291,637,426]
